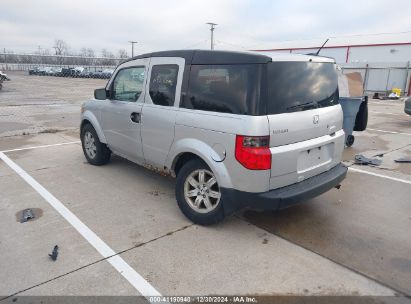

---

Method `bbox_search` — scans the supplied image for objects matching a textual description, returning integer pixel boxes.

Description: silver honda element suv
[80,50,347,225]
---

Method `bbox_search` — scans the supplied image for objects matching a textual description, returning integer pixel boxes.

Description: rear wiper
[286,101,318,111]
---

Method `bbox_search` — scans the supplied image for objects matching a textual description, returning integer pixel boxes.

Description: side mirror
[94,88,107,100]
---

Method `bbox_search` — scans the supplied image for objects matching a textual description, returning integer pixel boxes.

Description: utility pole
[206,22,217,50]
[128,41,137,57]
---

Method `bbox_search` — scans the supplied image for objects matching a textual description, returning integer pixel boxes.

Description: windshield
[266,61,339,114]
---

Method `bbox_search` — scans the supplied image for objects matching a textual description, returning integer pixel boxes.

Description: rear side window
[149,64,179,106]
[266,62,339,114]
[183,64,260,115]
[112,67,145,102]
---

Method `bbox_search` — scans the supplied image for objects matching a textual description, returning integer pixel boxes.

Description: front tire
[175,159,225,225]
[81,124,111,165]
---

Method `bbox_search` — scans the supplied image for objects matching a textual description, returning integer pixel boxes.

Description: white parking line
[0,151,162,301]
[349,167,411,185]
[0,141,81,153]
[370,111,406,116]
[367,128,411,136]
[368,101,403,106]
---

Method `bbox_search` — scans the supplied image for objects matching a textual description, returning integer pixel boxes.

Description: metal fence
[0,53,123,71]
[341,62,411,96]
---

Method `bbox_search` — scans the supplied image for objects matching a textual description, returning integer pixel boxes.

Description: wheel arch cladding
[169,138,233,189]
[81,111,107,143]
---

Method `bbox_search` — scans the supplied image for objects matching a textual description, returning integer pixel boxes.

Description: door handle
[130,112,141,123]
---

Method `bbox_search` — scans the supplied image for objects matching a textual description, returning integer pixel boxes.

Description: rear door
[266,60,344,189]
[141,57,185,169]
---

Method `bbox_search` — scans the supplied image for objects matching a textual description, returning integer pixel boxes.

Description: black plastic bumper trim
[222,163,348,215]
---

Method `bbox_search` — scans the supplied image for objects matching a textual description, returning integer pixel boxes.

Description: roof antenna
[314,38,329,56]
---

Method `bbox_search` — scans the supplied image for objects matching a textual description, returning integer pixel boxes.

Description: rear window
[182,64,261,115]
[149,64,179,106]
[266,62,339,114]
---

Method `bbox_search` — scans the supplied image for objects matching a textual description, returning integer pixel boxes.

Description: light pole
[128,41,137,57]
[206,22,217,50]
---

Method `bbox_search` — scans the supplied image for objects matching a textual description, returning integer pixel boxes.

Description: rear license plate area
[297,143,334,173]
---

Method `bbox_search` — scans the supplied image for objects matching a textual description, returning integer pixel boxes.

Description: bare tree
[101,48,114,58]
[53,39,68,55]
[80,47,88,57]
[118,49,128,59]
[52,39,69,65]
[86,48,95,58]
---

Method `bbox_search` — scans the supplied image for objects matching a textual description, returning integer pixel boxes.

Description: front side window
[149,64,179,106]
[183,64,260,115]
[266,62,339,114]
[112,66,145,102]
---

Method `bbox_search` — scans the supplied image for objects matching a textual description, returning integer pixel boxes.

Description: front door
[100,59,149,163]
[141,57,185,169]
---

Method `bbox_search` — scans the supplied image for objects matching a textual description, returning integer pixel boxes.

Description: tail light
[235,135,271,170]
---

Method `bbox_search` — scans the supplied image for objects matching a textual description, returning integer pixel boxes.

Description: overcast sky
[1,0,411,56]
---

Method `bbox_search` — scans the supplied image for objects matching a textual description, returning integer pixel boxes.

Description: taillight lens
[235,135,271,170]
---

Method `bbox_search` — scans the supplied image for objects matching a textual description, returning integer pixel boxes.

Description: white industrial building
[253,41,411,63]
[252,33,411,95]
[251,33,411,63]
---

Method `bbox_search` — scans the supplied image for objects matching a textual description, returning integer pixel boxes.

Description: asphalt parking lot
[0,72,410,301]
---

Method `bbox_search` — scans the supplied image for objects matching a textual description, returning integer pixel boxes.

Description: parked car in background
[42,67,55,76]
[71,67,85,78]
[0,70,9,81]
[89,69,104,79]
[29,66,47,75]
[79,68,93,78]
[46,67,62,76]
[101,69,114,79]
[59,68,73,77]
[52,67,64,77]
[0,70,10,90]
[80,50,347,225]
[28,66,41,75]
[405,97,411,115]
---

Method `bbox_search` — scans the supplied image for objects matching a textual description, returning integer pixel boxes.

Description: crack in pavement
[0,127,78,139]
[0,223,194,301]
[235,215,405,297]
[0,103,68,107]
[371,143,411,158]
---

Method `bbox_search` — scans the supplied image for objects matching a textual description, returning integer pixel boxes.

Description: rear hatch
[265,60,345,189]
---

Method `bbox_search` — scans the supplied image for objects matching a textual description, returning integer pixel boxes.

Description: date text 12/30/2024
[149,296,258,303]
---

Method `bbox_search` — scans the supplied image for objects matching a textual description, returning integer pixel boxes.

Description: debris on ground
[388,92,400,100]
[20,208,35,223]
[355,154,382,166]
[372,92,388,100]
[48,245,59,261]
[394,157,411,163]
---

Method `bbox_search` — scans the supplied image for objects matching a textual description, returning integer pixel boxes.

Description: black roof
[124,50,272,65]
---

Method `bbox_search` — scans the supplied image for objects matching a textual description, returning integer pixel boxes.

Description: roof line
[251,41,411,52]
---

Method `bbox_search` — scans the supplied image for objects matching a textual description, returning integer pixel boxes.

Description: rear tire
[81,124,111,165]
[175,159,225,225]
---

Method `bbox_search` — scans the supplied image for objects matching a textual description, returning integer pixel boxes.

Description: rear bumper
[222,163,347,214]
